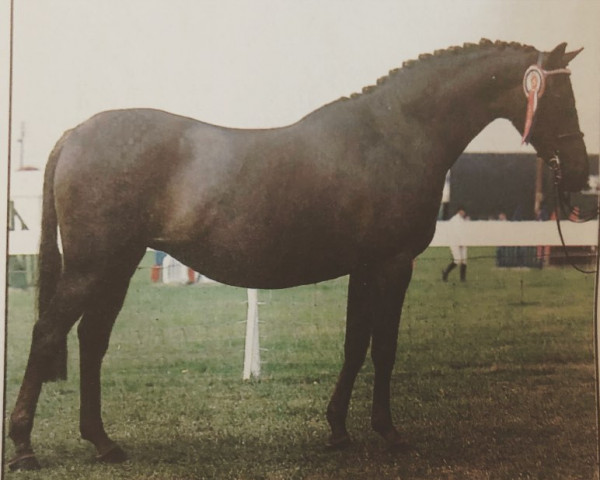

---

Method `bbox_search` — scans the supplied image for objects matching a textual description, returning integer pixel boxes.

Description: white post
[243,288,260,380]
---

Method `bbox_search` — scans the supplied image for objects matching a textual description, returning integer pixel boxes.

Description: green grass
[3,248,597,479]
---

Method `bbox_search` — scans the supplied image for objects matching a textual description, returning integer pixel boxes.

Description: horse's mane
[344,38,537,100]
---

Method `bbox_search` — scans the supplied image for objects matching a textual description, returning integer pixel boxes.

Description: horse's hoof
[387,437,411,453]
[379,428,411,452]
[8,453,41,471]
[325,433,352,450]
[96,444,128,464]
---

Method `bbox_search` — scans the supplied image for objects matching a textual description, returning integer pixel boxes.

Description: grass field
[3,247,598,479]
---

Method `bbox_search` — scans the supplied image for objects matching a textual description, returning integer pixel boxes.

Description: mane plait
[345,38,536,100]
[401,38,536,68]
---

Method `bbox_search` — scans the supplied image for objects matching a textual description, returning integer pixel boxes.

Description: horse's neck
[364,47,534,168]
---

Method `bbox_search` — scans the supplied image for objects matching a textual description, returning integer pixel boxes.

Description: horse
[8,39,589,470]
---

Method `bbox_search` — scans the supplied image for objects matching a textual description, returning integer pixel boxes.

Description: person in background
[496,212,508,267]
[442,206,468,282]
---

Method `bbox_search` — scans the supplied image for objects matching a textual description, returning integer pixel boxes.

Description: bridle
[545,130,586,192]
[521,55,571,145]
[521,55,597,273]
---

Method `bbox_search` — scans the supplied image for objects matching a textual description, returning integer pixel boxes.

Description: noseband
[544,130,585,184]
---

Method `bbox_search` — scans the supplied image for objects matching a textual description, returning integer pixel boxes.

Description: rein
[550,161,597,274]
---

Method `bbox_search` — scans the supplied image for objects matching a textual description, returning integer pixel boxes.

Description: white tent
[9,169,43,256]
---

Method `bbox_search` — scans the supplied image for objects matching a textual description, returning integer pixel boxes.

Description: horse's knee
[77,321,109,353]
[326,399,344,425]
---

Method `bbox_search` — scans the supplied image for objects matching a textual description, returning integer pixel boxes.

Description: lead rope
[593,188,600,479]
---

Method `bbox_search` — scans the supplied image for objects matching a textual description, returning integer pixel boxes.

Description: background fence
[8,219,598,288]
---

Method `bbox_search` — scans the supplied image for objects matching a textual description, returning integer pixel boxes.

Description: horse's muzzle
[559,160,590,192]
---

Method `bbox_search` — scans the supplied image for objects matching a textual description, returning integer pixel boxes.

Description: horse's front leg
[369,255,413,448]
[326,254,412,448]
[326,271,373,448]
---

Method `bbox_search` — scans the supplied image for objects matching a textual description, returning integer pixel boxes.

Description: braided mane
[345,38,537,100]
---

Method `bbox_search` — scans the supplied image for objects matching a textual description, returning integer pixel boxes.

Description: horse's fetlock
[80,418,105,443]
[371,412,393,435]
[9,413,33,444]
[326,403,342,423]
[80,423,95,442]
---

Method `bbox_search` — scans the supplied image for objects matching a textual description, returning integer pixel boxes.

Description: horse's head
[499,43,589,192]
[528,43,589,192]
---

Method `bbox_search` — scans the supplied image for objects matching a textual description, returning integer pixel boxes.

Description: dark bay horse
[8,39,589,469]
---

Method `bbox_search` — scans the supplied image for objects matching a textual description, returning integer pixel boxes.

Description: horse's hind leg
[77,248,144,463]
[9,268,101,470]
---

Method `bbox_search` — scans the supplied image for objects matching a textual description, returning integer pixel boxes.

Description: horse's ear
[546,42,583,68]
[546,43,567,67]
[562,47,584,66]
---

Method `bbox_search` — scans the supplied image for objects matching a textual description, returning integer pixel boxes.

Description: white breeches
[450,245,467,264]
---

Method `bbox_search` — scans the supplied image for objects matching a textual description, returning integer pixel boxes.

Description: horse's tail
[37,130,70,381]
